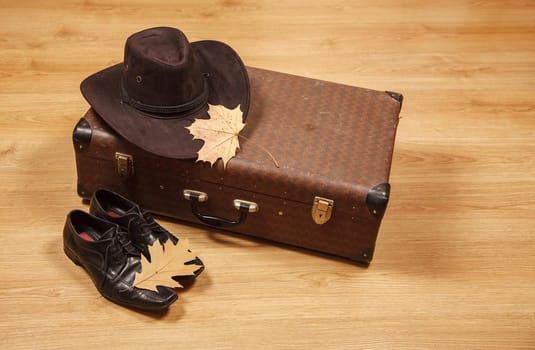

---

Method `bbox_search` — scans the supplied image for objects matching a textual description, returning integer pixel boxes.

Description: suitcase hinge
[115,152,134,178]
[312,196,334,224]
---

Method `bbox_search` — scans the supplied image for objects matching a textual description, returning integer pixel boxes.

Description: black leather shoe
[63,210,178,311]
[89,189,205,283]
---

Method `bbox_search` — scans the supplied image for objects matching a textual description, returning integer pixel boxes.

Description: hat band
[121,80,209,115]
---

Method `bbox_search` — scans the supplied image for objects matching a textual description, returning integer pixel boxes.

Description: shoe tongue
[100,226,118,241]
[100,226,138,256]
[122,205,143,219]
[111,206,142,226]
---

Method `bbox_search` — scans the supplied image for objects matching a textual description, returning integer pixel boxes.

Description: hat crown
[121,27,207,114]
[80,26,250,159]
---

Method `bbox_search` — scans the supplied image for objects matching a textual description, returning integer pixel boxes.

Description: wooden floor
[1,1,534,349]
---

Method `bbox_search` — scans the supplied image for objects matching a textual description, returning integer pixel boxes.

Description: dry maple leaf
[132,238,199,291]
[186,104,245,168]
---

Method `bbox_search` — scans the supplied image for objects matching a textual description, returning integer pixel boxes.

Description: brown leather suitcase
[73,66,402,265]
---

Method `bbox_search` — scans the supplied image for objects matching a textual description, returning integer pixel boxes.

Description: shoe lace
[141,209,167,233]
[127,211,154,245]
[142,209,179,245]
[128,209,173,243]
[101,228,138,290]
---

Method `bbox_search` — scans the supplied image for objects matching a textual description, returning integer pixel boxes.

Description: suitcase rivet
[159,185,164,190]
[278,211,284,216]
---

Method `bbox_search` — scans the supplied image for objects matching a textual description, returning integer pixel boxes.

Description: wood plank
[0,1,534,349]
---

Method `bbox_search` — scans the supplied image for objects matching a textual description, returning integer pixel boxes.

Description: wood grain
[1,1,534,349]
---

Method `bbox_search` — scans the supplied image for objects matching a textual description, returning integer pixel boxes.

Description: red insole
[78,211,122,242]
[79,232,94,242]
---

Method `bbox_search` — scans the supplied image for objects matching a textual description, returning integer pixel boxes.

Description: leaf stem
[238,135,280,168]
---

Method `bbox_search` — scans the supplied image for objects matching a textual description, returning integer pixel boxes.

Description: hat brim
[80,40,250,159]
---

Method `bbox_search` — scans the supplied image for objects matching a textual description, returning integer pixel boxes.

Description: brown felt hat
[80,27,250,159]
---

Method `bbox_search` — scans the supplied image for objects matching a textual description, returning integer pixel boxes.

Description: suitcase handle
[183,189,258,228]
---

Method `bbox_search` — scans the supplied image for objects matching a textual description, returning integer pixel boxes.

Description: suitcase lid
[204,67,401,220]
[79,67,401,222]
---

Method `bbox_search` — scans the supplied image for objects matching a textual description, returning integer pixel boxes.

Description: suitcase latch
[312,196,334,224]
[115,152,134,178]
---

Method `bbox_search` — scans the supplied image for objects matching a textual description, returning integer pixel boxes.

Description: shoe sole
[64,246,178,311]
